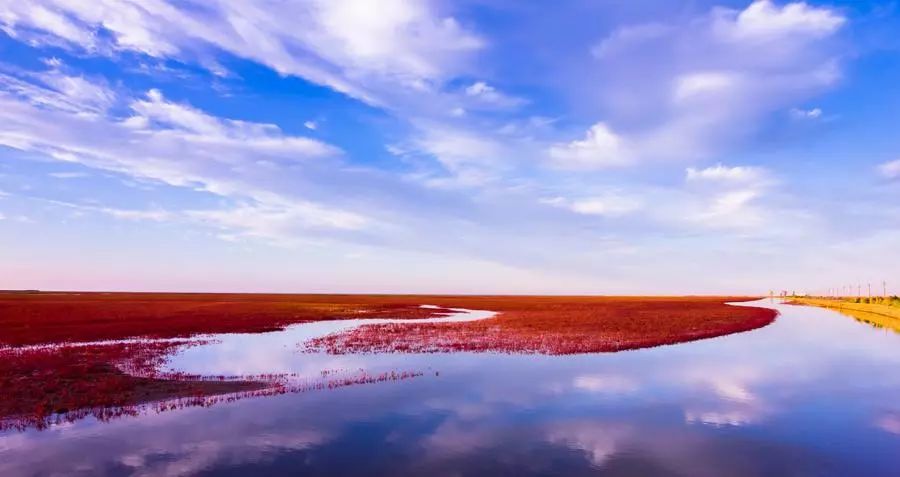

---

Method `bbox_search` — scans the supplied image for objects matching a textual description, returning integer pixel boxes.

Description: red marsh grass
[0,292,460,430]
[0,341,267,431]
[0,292,456,346]
[0,293,774,429]
[305,296,776,355]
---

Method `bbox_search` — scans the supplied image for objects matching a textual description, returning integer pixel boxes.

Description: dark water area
[2,300,899,476]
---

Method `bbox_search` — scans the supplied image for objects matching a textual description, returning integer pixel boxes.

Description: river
[1,299,898,476]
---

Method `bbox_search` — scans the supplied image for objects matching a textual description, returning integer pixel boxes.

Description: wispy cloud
[463,81,525,109]
[0,71,368,244]
[0,0,484,106]
[789,107,823,120]
[571,0,846,165]
[879,159,900,180]
[540,193,641,218]
[48,171,89,179]
[686,164,768,184]
[0,0,894,293]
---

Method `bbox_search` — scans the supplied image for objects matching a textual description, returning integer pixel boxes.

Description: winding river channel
[2,299,899,476]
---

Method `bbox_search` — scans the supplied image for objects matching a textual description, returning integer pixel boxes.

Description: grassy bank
[788,297,900,333]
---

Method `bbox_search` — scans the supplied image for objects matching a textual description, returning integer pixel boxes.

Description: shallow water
[2,299,899,476]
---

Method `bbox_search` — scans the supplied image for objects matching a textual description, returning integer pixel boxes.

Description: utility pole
[884,281,888,299]
[868,283,872,299]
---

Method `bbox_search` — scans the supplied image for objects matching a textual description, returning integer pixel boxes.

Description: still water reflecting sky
[2,300,899,476]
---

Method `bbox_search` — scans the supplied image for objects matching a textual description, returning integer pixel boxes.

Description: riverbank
[788,297,900,333]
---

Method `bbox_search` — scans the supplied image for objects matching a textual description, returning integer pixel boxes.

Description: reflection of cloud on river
[422,419,504,456]
[541,418,832,477]
[875,412,900,435]
[675,364,771,427]
[0,402,332,477]
[572,374,639,394]
[677,364,762,402]
[120,429,326,477]
[684,409,761,427]
[545,422,630,467]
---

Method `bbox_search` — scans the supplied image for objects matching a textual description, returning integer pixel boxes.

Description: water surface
[2,299,899,476]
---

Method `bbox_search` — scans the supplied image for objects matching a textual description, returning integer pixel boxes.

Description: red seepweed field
[306,295,778,354]
[0,292,775,430]
[0,292,458,346]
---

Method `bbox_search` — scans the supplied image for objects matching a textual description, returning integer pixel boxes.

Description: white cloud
[686,164,767,184]
[878,159,900,180]
[313,0,482,80]
[43,194,367,244]
[411,125,509,187]
[0,0,483,106]
[591,23,671,59]
[582,1,846,165]
[126,89,339,160]
[0,74,368,243]
[716,0,845,43]
[0,2,96,48]
[49,171,89,179]
[790,107,823,119]
[690,188,763,227]
[188,200,369,243]
[38,70,115,113]
[0,69,114,116]
[541,193,641,218]
[673,71,740,103]
[304,120,317,130]
[547,122,630,169]
[463,81,524,108]
[101,207,173,222]
[681,164,775,230]
[40,56,62,68]
[464,82,489,94]
[0,0,883,294]
[41,198,174,222]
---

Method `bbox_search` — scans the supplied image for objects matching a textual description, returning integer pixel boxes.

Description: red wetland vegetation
[0,292,458,346]
[0,292,775,430]
[305,296,777,354]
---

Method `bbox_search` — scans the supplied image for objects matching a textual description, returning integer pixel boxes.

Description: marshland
[3,0,900,475]
[1,293,899,476]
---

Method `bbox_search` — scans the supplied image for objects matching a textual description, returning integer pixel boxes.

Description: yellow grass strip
[789,297,900,333]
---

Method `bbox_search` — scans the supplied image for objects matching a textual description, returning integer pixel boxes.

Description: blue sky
[0,0,898,294]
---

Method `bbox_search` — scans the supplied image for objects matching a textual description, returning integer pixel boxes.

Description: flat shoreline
[787,297,900,333]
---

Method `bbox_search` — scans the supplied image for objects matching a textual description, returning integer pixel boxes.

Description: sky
[0,0,898,295]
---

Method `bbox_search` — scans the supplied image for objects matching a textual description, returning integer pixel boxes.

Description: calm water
[2,300,899,476]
